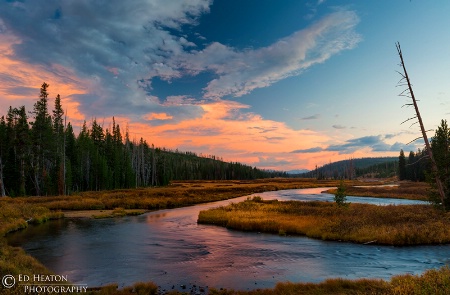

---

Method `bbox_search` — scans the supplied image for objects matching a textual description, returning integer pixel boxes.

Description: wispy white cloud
[326,135,418,154]
[176,10,361,99]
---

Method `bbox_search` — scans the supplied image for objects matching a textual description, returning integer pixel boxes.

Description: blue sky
[0,0,449,170]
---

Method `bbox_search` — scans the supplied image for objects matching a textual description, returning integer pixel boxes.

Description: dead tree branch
[396,42,445,207]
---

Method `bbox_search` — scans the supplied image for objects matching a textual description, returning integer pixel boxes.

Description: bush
[334,180,347,207]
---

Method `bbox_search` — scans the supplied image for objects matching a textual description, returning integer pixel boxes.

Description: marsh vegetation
[198,196,450,245]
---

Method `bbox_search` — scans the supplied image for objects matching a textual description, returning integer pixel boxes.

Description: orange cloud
[0,34,87,123]
[125,100,335,170]
[143,112,174,121]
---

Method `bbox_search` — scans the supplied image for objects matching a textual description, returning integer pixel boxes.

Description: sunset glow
[1,1,450,171]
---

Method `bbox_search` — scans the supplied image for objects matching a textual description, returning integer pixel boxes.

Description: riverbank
[63,208,148,218]
[198,197,450,245]
[205,266,450,295]
[0,202,63,292]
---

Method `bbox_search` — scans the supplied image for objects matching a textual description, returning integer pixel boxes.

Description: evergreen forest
[0,83,286,197]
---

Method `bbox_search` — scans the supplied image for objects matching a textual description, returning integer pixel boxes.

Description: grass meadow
[198,197,450,245]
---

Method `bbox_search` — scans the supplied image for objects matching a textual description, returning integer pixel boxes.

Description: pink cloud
[144,112,174,121]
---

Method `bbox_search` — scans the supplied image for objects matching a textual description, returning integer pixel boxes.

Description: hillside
[301,157,398,179]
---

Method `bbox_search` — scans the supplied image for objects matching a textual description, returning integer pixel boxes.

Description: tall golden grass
[198,197,450,245]
[325,181,429,201]
[0,201,63,236]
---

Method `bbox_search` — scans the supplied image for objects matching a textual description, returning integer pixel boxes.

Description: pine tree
[30,82,54,195]
[407,151,416,181]
[4,107,19,196]
[53,94,65,195]
[398,149,407,181]
[0,116,6,196]
[431,119,450,209]
[15,106,30,196]
[334,180,347,207]
[64,122,76,193]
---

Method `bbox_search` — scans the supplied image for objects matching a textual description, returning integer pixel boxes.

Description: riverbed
[7,188,449,292]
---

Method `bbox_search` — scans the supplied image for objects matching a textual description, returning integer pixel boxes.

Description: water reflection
[6,188,448,292]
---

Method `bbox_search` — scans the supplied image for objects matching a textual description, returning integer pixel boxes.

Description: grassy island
[198,197,450,245]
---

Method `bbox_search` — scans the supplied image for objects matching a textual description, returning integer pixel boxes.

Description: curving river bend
[7,188,450,292]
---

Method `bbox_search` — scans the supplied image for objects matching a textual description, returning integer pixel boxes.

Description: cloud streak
[332,124,346,129]
[301,114,321,120]
[177,10,361,99]
[291,135,419,155]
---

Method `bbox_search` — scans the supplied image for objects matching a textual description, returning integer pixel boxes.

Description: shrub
[334,180,347,207]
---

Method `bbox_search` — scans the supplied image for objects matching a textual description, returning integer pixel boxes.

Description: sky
[1,0,450,171]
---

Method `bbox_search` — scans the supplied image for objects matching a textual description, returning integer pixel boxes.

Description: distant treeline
[301,157,398,180]
[0,83,286,197]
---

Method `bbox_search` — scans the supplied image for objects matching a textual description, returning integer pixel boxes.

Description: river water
[6,188,450,292]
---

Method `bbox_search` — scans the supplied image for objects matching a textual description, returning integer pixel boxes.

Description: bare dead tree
[396,42,445,207]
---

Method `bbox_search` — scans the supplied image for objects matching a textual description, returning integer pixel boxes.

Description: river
[6,188,450,293]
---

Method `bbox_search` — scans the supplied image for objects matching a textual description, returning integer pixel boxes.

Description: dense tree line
[0,83,285,197]
[399,119,450,209]
[398,149,428,182]
[429,120,450,209]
